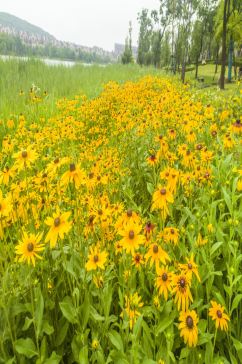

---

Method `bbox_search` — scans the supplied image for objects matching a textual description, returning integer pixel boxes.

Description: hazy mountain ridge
[0,12,114,60]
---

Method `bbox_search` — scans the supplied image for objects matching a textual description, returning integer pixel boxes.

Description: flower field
[0,76,241,364]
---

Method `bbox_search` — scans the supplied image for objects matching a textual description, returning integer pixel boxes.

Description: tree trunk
[219,0,228,89]
[195,57,199,79]
[233,50,237,79]
[228,36,233,82]
[181,58,186,83]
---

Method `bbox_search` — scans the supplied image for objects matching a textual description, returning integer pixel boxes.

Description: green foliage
[0,32,111,63]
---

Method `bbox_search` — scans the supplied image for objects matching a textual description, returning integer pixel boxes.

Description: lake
[0,55,105,67]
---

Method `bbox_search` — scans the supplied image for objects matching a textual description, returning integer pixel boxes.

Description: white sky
[1,0,160,51]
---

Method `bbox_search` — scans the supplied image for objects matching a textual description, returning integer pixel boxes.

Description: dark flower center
[129,230,135,239]
[27,242,34,252]
[160,188,166,195]
[217,310,222,319]
[150,154,156,160]
[170,228,175,234]
[135,255,141,262]
[188,263,192,269]
[153,244,159,253]
[127,209,132,217]
[186,315,194,329]
[89,172,94,179]
[94,255,99,263]
[162,272,168,281]
[69,163,76,172]
[54,158,59,164]
[22,150,28,158]
[179,278,186,288]
[54,217,61,227]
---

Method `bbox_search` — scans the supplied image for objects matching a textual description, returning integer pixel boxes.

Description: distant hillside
[0,12,115,63]
[0,12,55,44]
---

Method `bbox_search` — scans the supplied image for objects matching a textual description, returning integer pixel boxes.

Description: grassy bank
[0,59,240,120]
[0,59,162,118]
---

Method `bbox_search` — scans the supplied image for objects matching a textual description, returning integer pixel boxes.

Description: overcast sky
[1,0,160,51]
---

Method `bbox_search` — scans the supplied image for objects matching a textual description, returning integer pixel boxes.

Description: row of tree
[123,0,242,89]
[0,33,112,64]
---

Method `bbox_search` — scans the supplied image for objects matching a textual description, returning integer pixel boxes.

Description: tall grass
[0,59,162,118]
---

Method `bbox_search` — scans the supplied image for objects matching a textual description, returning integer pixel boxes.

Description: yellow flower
[237,179,242,191]
[0,166,16,185]
[151,186,174,220]
[155,266,173,300]
[196,233,208,246]
[178,254,201,282]
[209,301,230,331]
[15,231,44,266]
[163,227,179,245]
[61,163,85,188]
[178,310,199,347]
[13,146,38,170]
[115,209,141,229]
[132,252,145,269]
[91,339,99,350]
[45,210,72,248]
[118,221,144,255]
[121,292,143,330]
[85,245,108,271]
[207,224,214,233]
[145,243,170,270]
[172,274,193,311]
[0,191,12,218]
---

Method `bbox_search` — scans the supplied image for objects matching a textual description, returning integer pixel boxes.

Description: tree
[121,21,134,64]
[190,20,204,79]
[137,9,152,65]
[218,0,241,89]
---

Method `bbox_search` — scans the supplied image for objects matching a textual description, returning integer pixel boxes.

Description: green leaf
[15,338,38,359]
[133,315,143,339]
[59,296,77,324]
[79,345,89,364]
[222,187,233,214]
[42,320,54,335]
[35,286,44,338]
[147,182,154,195]
[103,285,113,318]
[90,306,105,321]
[231,294,242,314]
[232,337,242,352]
[40,336,47,362]
[156,314,174,335]
[205,341,213,364]
[55,320,69,346]
[108,330,124,352]
[22,317,33,331]
[45,351,62,364]
[80,293,90,330]
[210,242,223,256]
